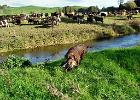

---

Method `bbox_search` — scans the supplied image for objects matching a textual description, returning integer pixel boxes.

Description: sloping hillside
[0,5,86,15]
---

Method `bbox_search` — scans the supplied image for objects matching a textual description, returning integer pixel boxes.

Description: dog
[63,44,87,71]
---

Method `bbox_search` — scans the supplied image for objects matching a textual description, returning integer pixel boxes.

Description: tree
[2,5,8,9]
[106,6,116,12]
[118,0,124,5]
[87,6,100,13]
[78,8,87,13]
[101,7,106,11]
[62,6,74,14]
[119,3,126,10]
[101,6,116,13]
[135,0,140,7]
[125,1,137,10]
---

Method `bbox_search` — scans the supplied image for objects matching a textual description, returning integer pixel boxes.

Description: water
[0,33,140,64]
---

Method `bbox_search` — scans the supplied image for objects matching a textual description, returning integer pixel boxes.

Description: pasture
[0,14,140,53]
[0,46,140,99]
[0,5,140,100]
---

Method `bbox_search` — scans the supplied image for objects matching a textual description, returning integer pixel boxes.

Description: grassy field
[0,46,140,99]
[0,6,140,100]
[1,14,140,53]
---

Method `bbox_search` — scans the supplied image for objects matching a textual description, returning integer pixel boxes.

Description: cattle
[43,17,52,25]
[72,15,78,20]
[0,16,5,21]
[50,16,58,26]
[45,13,49,17]
[42,17,51,26]
[0,21,4,28]
[37,13,43,18]
[101,13,106,17]
[4,20,9,27]
[127,15,132,20]
[0,19,9,28]
[42,15,61,27]
[94,16,104,23]
[87,14,94,23]
[11,16,21,25]
[63,44,87,71]
[31,13,37,17]
[51,12,61,25]
[30,13,43,18]
[28,18,33,24]
[127,14,133,20]
[65,13,74,19]
[72,14,84,24]
[51,12,59,17]
[20,14,27,20]
[28,18,40,25]
[99,12,108,17]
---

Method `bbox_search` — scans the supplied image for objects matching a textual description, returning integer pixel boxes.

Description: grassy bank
[0,46,140,99]
[1,15,140,53]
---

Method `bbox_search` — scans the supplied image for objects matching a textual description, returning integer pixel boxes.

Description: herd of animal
[0,12,108,28]
[0,10,139,28]
[0,12,61,28]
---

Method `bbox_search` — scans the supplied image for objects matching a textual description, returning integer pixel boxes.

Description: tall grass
[0,46,140,99]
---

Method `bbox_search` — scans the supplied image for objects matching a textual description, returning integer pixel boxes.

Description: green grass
[0,46,140,99]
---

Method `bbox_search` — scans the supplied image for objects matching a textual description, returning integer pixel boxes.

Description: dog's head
[64,57,77,71]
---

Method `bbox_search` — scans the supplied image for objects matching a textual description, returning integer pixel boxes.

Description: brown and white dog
[63,44,88,71]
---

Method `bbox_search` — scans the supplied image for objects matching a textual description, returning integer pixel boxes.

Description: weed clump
[129,20,140,31]
[1,55,31,69]
[113,24,135,34]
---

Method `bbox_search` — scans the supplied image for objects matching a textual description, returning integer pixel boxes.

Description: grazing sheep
[63,44,87,71]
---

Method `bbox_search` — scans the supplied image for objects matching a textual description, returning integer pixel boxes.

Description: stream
[0,33,140,64]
